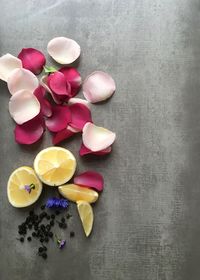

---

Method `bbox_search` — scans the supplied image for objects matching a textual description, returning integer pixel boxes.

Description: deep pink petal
[33,86,52,117]
[14,114,44,145]
[69,103,92,130]
[59,67,81,95]
[79,143,112,156]
[45,105,71,132]
[48,71,71,96]
[74,171,104,191]
[18,48,46,75]
[52,128,74,145]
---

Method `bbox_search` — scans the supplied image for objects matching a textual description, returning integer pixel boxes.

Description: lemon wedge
[34,147,76,186]
[7,166,42,207]
[77,200,94,237]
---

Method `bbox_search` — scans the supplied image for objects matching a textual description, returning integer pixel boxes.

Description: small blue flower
[24,184,35,194]
[46,197,69,209]
[55,234,66,249]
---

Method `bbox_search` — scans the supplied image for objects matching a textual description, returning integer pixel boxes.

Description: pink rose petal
[79,142,112,156]
[7,68,39,95]
[59,67,81,96]
[18,48,46,75]
[82,122,116,152]
[83,71,116,103]
[48,71,70,96]
[40,75,62,104]
[67,125,81,133]
[74,171,104,192]
[52,128,74,145]
[9,90,40,125]
[47,37,81,64]
[33,86,52,117]
[0,53,22,82]
[68,97,91,109]
[45,105,71,132]
[14,114,44,145]
[69,103,92,130]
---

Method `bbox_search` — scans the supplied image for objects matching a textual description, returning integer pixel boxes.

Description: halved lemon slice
[7,166,42,207]
[34,147,76,186]
[77,200,94,237]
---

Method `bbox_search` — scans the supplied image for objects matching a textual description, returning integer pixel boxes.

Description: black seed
[61,217,65,223]
[20,237,24,242]
[42,253,47,259]
[50,221,54,226]
[43,212,47,217]
[38,247,44,253]
[41,205,45,210]
[48,232,53,238]
[46,215,50,220]
[41,224,45,230]
[59,222,63,228]
[44,237,49,243]
[70,231,75,238]
[55,210,60,215]
[28,224,32,229]
[26,217,31,224]
[42,246,47,251]
[27,236,32,242]
[29,210,34,216]
[62,223,67,229]
[34,215,38,221]
[23,229,27,235]
[46,225,51,231]
[34,225,38,231]
[40,238,44,243]
[18,230,23,235]
[51,214,55,219]
[66,213,72,219]
[32,232,36,237]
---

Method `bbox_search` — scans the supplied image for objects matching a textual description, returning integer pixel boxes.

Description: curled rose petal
[83,71,116,103]
[33,86,52,117]
[9,90,40,124]
[40,75,52,93]
[68,97,91,109]
[14,114,44,144]
[59,67,81,96]
[67,125,81,133]
[18,48,46,75]
[79,142,112,156]
[82,122,116,152]
[45,105,71,132]
[48,71,71,96]
[52,128,74,145]
[69,103,92,130]
[0,53,22,82]
[7,68,39,95]
[47,37,81,64]
[74,171,104,192]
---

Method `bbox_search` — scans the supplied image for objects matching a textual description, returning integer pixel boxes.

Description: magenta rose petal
[59,67,82,95]
[69,103,92,131]
[18,48,46,75]
[82,122,116,152]
[79,143,112,156]
[7,68,39,95]
[83,71,116,103]
[0,53,22,82]
[74,171,104,192]
[47,37,81,64]
[48,72,70,96]
[45,105,71,132]
[52,128,74,145]
[14,115,44,145]
[33,86,52,117]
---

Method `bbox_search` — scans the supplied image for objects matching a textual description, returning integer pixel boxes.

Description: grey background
[0,0,200,279]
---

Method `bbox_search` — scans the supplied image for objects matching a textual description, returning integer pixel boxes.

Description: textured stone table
[0,0,200,279]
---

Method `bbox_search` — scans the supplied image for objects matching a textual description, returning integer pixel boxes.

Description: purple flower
[24,183,35,194]
[46,197,69,209]
[55,234,66,249]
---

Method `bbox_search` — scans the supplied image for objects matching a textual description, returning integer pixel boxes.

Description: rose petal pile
[0,37,116,154]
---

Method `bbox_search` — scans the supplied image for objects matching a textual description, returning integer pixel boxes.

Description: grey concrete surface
[0,0,200,279]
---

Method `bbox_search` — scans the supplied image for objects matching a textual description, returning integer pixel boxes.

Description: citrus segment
[77,201,94,237]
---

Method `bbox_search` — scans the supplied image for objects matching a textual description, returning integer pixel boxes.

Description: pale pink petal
[59,67,81,96]
[47,37,81,64]
[74,171,104,192]
[83,71,116,103]
[9,90,40,125]
[14,114,44,145]
[33,86,52,117]
[45,105,71,132]
[18,48,46,75]
[79,142,112,156]
[0,53,22,82]
[67,125,81,133]
[82,122,116,152]
[52,128,74,145]
[68,97,91,109]
[7,68,39,95]
[69,103,92,130]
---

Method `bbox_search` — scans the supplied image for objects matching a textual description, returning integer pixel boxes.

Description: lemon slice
[7,166,42,208]
[34,147,76,186]
[77,201,94,237]
[58,184,98,203]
